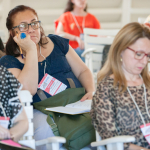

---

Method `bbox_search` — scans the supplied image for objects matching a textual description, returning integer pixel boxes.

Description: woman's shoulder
[0,65,20,85]
[59,11,72,19]
[0,55,22,69]
[47,34,69,55]
[62,11,71,17]
[48,34,69,44]
[97,76,114,89]
[86,13,98,20]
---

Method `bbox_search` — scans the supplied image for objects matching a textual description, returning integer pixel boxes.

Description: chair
[18,90,66,150]
[0,30,5,43]
[91,131,135,150]
[138,17,146,24]
[81,28,119,85]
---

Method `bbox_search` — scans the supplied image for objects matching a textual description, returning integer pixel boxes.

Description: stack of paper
[46,100,92,115]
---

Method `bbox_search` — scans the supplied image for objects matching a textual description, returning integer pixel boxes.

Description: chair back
[83,28,119,84]
[138,17,146,23]
[0,30,5,43]
[18,90,35,149]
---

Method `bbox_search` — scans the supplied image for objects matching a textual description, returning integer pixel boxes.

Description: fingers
[0,126,10,140]
[80,92,93,102]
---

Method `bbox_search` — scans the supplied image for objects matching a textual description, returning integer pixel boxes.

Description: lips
[137,67,143,70]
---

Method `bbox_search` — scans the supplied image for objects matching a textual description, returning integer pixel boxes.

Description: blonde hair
[98,22,150,92]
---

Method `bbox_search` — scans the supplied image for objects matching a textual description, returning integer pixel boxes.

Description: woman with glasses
[90,22,150,150]
[0,5,95,150]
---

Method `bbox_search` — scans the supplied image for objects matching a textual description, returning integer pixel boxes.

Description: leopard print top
[90,76,150,149]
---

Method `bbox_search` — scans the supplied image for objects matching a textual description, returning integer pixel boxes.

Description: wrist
[74,36,77,41]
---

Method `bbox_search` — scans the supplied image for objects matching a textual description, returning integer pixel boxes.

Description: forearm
[56,31,78,41]
[18,50,38,95]
[78,69,95,93]
[128,143,149,150]
[9,120,28,142]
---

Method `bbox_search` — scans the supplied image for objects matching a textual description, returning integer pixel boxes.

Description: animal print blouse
[90,76,150,149]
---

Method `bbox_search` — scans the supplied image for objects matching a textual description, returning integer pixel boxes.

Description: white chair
[138,17,146,24]
[0,30,5,43]
[18,90,66,150]
[81,28,119,85]
[91,131,135,150]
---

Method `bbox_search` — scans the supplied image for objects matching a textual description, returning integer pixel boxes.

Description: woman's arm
[56,22,77,41]
[128,144,149,150]
[8,34,38,95]
[9,107,28,142]
[66,46,95,101]
[56,22,84,50]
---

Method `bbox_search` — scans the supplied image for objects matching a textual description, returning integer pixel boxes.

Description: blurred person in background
[56,0,101,62]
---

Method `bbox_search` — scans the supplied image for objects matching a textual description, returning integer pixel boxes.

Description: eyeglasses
[127,47,150,61]
[12,21,41,32]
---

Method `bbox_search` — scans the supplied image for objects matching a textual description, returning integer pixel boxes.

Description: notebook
[46,100,92,115]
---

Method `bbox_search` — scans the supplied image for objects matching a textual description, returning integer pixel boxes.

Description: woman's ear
[9,30,17,37]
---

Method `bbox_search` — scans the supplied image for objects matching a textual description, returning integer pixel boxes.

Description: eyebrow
[20,19,37,24]
[137,50,150,54]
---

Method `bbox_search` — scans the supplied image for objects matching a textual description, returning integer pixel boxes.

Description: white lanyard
[127,75,150,126]
[71,12,86,34]
[18,45,47,75]
[39,45,47,76]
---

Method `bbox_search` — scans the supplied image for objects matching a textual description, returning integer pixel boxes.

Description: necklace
[71,12,86,34]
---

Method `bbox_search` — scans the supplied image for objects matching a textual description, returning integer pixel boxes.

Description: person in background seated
[0,65,28,141]
[0,37,5,58]
[91,22,150,150]
[56,0,101,62]
[0,5,95,150]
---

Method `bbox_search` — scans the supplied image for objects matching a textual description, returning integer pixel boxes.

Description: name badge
[38,73,67,96]
[80,33,84,41]
[0,117,10,129]
[140,123,150,144]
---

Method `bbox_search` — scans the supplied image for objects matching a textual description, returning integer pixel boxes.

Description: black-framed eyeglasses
[12,21,41,32]
[127,47,150,61]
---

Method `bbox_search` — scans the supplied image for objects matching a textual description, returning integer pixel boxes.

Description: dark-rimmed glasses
[12,21,41,32]
[127,47,150,61]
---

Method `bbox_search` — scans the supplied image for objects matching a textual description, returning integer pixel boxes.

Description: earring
[120,58,122,62]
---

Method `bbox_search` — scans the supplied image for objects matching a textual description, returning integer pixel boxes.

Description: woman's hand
[80,91,93,102]
[13,33,36,53]
[75,36,84,50]
[0,125,11,140]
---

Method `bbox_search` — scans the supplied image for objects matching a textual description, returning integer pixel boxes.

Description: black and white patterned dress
[0,65,22,129]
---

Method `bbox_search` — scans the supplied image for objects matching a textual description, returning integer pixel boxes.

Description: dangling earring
[120,58,122,62]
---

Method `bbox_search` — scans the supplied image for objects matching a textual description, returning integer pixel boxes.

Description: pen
[16,31,23,59]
